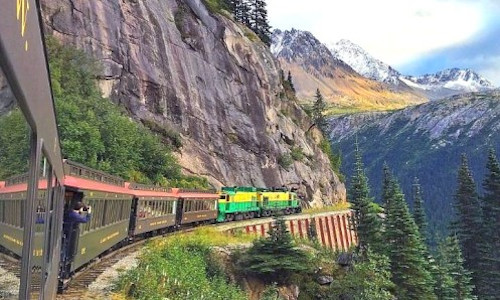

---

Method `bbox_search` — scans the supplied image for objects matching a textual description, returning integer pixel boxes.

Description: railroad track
[56,241,146,299]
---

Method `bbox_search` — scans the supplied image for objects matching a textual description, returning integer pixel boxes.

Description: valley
[327,91,500,237]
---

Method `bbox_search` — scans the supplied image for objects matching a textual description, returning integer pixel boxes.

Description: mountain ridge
[271,29,426,111]
[327,90,500,235]
[327,38,495,100]
[272,28,496,107]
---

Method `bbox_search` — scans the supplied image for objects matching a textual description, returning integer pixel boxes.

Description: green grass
[114,227,252,299]
[303,202,351,214]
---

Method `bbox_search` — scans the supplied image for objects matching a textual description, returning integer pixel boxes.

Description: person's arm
[68,210,90,223]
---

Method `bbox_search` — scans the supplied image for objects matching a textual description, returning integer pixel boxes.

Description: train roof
[178,188,219,199]
[0,179,48,194]
[0,161,218,198]
[125,182,177,198]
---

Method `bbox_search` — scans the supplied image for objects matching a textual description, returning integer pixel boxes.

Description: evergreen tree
[434,236,476,300]
[287,71,295,93]
[412,177,429,244]
[312,88,326,132]
[237,216,310,284]
[384,177,436,299]
[251,0,271,45]
[478,149,500,298]
[452,154,484,295]
[381,162,393,208]
[348,144,383,255]
[328,249,394,300]
[235,0,252,28]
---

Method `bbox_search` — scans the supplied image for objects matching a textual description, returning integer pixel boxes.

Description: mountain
[401,68,495,100]
[328,39,496,100]
[328,39,402,86]
[328,91,500,236]
[271,29,426,111]
[39,0,346,206]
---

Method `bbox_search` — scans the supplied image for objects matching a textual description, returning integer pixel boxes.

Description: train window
[109,200,116,224]
[155,201,160,217]
[160,201,166,215]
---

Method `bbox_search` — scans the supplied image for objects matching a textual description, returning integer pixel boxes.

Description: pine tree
[452,154,484,295]
[381,162,393,208]
[384,177,436,299]
[312,88,326,132]
[434,236,476,300]
[478,149,500,298]
[348,143,383,256]
[287,71,295,93]
[412,177,428,244]
[235,0,252,28]
[237,216,310,284]
[251,0,271,45]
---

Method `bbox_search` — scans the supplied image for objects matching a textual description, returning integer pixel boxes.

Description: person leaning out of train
[66,201,92,223]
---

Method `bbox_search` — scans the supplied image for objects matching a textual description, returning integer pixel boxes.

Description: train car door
[128,197,139,235]
[175,198,184,226]
[60,190,84,278]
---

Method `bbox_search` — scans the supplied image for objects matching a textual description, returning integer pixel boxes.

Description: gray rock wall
[40,0,345,206]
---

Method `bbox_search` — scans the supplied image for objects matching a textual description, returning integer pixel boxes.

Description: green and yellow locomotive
[217,186,301,222]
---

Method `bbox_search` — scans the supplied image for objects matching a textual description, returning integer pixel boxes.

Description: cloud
[397,18,500,85]
[268,0,500,84]
[268,0,486,65]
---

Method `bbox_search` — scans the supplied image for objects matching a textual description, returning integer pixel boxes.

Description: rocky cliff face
[40,0,345,206]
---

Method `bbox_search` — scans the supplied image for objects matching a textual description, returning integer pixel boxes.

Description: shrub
[291,147,304,161]
[202,0,227,14]
[115,238,246,300]
[14,36,204,188]
[278,154,293,170]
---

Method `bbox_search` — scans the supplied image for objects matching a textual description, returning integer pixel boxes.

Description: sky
[267,0,500,85]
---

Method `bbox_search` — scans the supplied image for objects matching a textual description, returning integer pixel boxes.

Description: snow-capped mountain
[270,29,426,110]
[271,29,354,77]
[319,36,495,100]
[401,68,495,99]
[328,39,402,85]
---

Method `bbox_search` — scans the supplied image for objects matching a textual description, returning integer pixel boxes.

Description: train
[0,160,302,289]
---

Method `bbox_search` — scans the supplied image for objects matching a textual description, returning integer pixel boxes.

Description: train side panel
[260,191,300,211]
[0,188,48,266]
[179,193,218,225]
[217,187,260,221]
[70,190,132,272]
[132,196,177,235]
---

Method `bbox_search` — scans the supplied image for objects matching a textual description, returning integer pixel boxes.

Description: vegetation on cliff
[0,37,208,188]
